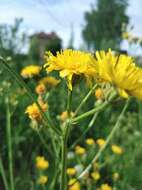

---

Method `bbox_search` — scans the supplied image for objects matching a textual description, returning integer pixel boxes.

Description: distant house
[29,31,62,61]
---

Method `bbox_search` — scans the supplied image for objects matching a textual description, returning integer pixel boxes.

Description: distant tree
[82,0,129,50]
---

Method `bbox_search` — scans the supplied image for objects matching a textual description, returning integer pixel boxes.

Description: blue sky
[0,0,142,53]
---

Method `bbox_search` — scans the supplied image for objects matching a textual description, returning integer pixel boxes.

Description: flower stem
[72,92,116,123]
[72,101,108,123]
[0,155,9,190]
[77,99,130,180]
[6,98,14,190]
[60,90,72,190]
[74,84,97,116]
[70,112,99,149]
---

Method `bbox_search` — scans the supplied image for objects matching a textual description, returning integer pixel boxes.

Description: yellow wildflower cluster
[44,49,96,90]
[98,183,112,190]
[91,171,101,181]
[39,76,60,87]
[21,65,41,78]
[37,175,48,185]
[44,49,142,100]
[25,101,48,120]
[68,178,80,190]
[93,49,142,99]
[75,145,86,155]
[36,156,49,170]
[96,138,105,148]
[60,111,74,122]
[67,168,77,176]
[85,138,95,146]
[111,145,123,155]
[35,83,46,95]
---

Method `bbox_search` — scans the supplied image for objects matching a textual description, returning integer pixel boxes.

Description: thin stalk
[60,90,72,190]
[70,112,99,149]
[0,155,9,190]
[6,98,14,190]
[0,57,61,136]
[72,92,116,123]
[72,101,108,123]
[77,99,130,180]
[74,84,97,116]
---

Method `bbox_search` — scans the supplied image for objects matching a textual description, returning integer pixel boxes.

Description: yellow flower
[93,49,142,100]
[37,175,48,184]
[60,111,74,122]
[21,65,41,78]
[35,84,46,95]
[96,138,105,148]
[36,156,49,170]
[113,172,120,181]
[111,145,123,155]
[44,49,96,90]
[100,183,112,190]
[67,168,77,176]
[75,145,86,155]
[39,76,60,87]
[85,138,95,145]
[25,101,48,120]
[95,88,104,99]
[68,178,80,190]
[91,171,101,181]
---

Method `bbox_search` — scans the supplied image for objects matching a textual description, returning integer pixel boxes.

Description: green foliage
[82,0,129,50]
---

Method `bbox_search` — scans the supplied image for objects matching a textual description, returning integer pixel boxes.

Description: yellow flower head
[60,111,74,122]
[21,65,41,78]
[96,138,105,148]
[37,175,48,184]
[39,76,60,87]
[111,145,123,155]
[44,49,96,90]
[25,101,48,120]
[93,49,142,99]
[68,178,80,190]
[36,156,49,170]
[35,83,46,95]
[75,145,86,155]
[100,183,112,190]
[85,138,95,146]
[91,171,101,181]
[67,168,77,176]
[95,88,104,99]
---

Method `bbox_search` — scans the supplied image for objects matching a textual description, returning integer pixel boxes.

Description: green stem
[6,98,14,190]
[74,84,97,116]
[70,112,99,149]
[77,99,130,180]
[72,92,116,123]
[0,155,9,190]
[0,57,61,136]
[72,101,108,123]
[60,90,72,190]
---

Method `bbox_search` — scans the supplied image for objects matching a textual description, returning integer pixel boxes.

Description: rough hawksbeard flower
[93,49,142,99]
[44,49,96,90]
[21,65,41,78]
[25,101,48,121]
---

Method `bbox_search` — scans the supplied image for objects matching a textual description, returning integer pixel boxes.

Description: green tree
[82,0,129,50]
